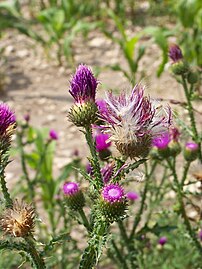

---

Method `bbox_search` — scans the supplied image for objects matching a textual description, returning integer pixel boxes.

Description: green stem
[79,221,109,269]
[180,161,190,187]
[18,132,36,206]
[129,161,157,240]
[167,159,202,254]
[84,126,103,189]
[118,221,129,244]
[24,236,46,269]
[111,240,129,269]
[182,75,202,162]
[79,208,91,232]
[0,163,12,208]
[118,221,137,268]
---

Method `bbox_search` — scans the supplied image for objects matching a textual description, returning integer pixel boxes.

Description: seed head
[0,200,35,237]
[101,85,171,159]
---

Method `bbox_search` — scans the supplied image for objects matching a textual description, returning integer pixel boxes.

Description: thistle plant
[66,64,173,268]
[1,57,202,268]
[0,104,45,269]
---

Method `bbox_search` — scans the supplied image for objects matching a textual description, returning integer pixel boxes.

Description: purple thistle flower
[101,85,172,158]
[96,99,108,116]
[63,182,85,210]
[49,129,58,140]
[158,236,167,246]
[184,142,199,161]
[198,230,202,241]
[95,132,111,152]
[63,182,79,196]
[69,64,98,104]
[152,132,170,149]
[86,162,93,175]
[0,103,16,136]
[168,44,183,63]
[101,163,114,184]
[185,142,198,151]
[126,191,139,201]
[23,114,30,123]
[102,184,125,203]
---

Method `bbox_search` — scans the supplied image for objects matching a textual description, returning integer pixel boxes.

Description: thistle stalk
[129,161,157,239]
[84,126,103,189]
[79,220,109,269]
[181,75,202,162]
[24,236,46,269]
[167,159,202,254]
[0,154,12,208]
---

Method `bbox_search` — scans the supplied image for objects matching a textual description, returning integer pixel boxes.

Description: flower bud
[168,141,181,157]
[184,142,199,162]
[68,101,98,127]
[100,184,127,222]
[152,133,170,158]
[171,61,189,75]
[49,129,58,140]
[126,191,139,203]
[158,236,167,246]
[168,44,189,75]
[187,71,199,84]
[63,182,85,211]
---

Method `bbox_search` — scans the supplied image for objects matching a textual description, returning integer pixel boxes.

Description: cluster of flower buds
[63,182,85,211]
[68,64,99,127]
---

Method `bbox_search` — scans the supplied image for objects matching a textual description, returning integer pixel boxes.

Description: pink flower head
[185,142,198,151]
[101,162,114,184]
[63,182,79,196]
[0,103,16,136]
[24,114,30,123]
[126,191,139,201]
[102,184,125,203]
[158,236,167,246]
[101,85,172,158]
[69,64,98,104]
[95,132,111,152]
[168,44,183,63]
[152,132,170,149]
[49,129,58,140]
